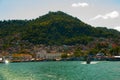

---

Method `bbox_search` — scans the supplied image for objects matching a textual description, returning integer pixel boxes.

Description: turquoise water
[0,61,120,80]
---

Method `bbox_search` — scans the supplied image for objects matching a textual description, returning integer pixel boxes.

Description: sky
[0,0,120,31]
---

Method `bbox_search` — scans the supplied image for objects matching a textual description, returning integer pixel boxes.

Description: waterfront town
[0,38,120,63]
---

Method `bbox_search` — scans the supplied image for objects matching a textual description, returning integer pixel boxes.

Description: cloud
[72,2,89,7]
[90,11,119,20]
[114,26,120,31]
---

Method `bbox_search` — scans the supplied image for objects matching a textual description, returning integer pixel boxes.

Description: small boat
[86,56,91,64]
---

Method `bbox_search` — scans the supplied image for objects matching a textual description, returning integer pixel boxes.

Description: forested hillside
[0,11,120,48]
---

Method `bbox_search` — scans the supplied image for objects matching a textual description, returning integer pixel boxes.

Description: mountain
[0,11,120,48]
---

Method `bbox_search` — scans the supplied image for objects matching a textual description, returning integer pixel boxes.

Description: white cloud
[72,2,89,7]
[114,26,120,31]
[90,11,119,20]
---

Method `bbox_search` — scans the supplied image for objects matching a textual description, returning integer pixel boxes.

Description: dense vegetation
[0,11,120,49]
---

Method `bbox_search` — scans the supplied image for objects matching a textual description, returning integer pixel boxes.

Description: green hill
[0,11,120,47]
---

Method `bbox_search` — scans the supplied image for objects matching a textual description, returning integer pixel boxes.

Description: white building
[36,49,61,60]
[36,50,47,59]
[45,53,61,59]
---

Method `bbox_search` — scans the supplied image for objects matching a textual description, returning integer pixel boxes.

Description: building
[95,52,105,60]
[45,53,61,60]
[35,49,61,60]
[35,50,47,60]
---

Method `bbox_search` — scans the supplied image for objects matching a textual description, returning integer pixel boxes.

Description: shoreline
[1,59,120,64]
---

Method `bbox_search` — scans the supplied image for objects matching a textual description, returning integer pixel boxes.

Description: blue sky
[0,0,120,31]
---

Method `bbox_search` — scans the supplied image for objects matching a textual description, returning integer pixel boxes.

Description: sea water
[0,61,120,80]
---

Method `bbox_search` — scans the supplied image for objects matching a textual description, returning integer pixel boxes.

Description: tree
[73,48,83,57]
[61,53,68,58]
[109,47,120,56]
[88,48,99,56]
